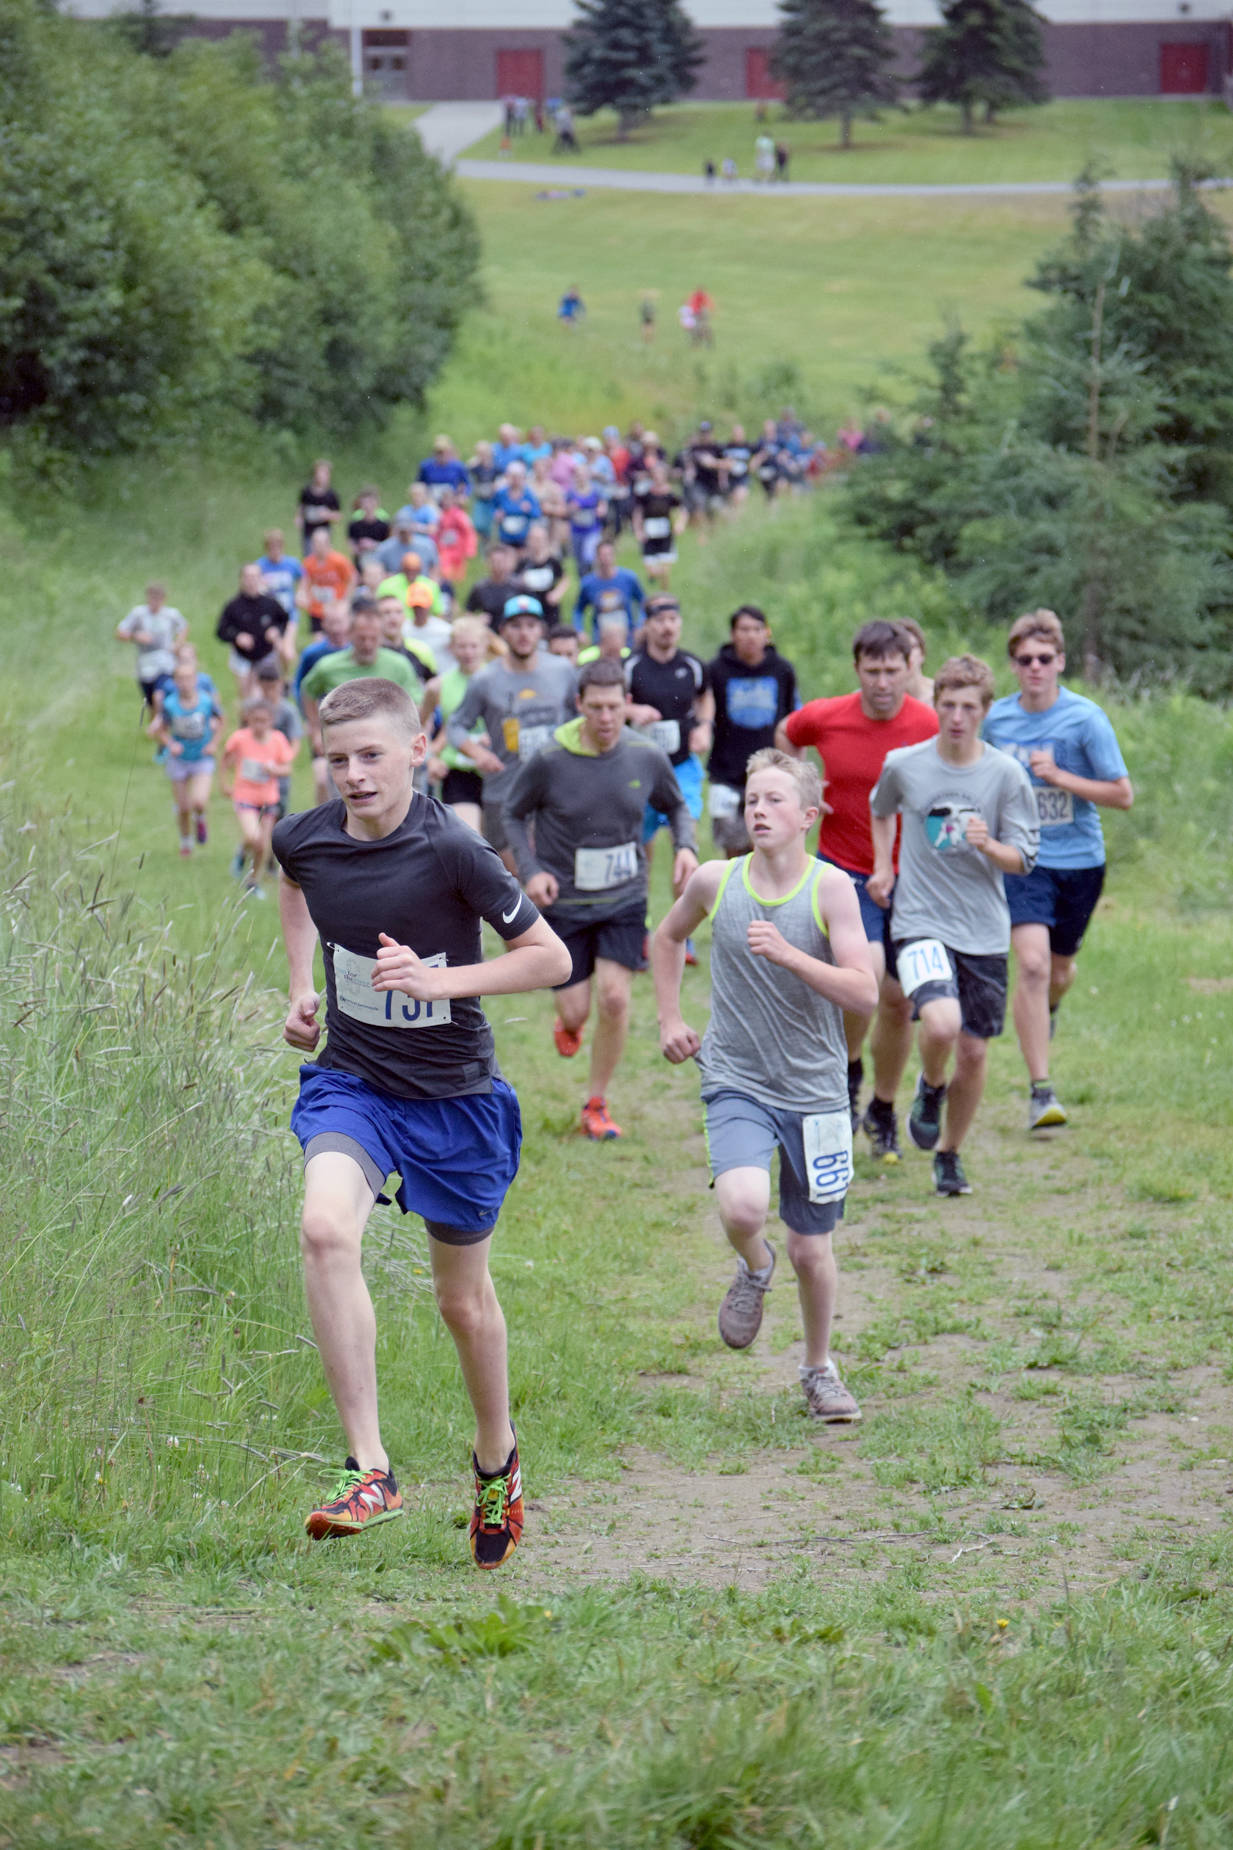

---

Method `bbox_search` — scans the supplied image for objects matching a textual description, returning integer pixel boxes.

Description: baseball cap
[602,425,619,440]
[499,594,546,626]
[698,419,713,433]
[406,583,434,610]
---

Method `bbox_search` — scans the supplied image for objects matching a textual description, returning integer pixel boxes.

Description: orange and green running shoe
[469,1438,524,1569]
[304,1457,403,1540]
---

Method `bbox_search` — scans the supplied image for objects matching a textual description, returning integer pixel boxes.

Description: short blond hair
[1007,608,1065,658]
[319,678,421,736]
[745,747,823,813]
[933,654,996,709]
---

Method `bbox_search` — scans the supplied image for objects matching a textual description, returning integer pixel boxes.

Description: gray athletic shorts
[703,1088,846,1235]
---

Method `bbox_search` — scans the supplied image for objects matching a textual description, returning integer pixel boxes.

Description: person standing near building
[983,609,1133,1130]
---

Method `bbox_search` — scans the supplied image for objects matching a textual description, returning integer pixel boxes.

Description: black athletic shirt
[625,649,708,766]
[272,795,541,1100]
[516,553,565,605]
[298,484,340,543]
[466,575,525,623]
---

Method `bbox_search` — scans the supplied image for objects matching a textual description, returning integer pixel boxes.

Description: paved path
[412,101,504,165]
[453,156,1199,199]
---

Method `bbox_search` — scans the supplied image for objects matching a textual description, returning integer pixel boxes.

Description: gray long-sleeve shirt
[870,740,1039,954]
[445,654,578,807]
[504,719,696,917]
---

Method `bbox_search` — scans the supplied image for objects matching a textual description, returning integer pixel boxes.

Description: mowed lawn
[463,97,1233,184]
[443,183,1074,432]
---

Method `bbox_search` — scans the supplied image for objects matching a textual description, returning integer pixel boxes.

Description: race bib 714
[896,938,953,998]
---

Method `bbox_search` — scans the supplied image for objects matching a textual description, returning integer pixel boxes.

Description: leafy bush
[0,3,478,462]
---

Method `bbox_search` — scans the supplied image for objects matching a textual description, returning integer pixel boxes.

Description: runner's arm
[502,763,546,887]
[278,873,323,1051]
[651,861,725,1061]
[1029,754,1134,809]
[867,811,898,907]
[373,917,571,1000]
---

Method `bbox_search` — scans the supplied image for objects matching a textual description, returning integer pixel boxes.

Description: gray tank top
[698,855,849,1114]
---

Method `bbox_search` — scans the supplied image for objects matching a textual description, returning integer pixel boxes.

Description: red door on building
[1160,42,1209,93]
[745,47,786,100]
[496,48,544,100]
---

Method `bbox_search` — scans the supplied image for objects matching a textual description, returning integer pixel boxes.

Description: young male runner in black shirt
[273,677,569,1566]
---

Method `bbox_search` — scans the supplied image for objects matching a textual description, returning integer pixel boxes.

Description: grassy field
[3,159,1233,1846]
[444,182,1081,432]
[463,97,1233,184]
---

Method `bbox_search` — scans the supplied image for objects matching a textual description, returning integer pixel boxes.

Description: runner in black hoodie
[706,607,798,856]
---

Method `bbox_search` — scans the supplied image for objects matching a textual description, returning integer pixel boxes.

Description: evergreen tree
[917,0,1048,134]
[843,170,1233,690]
[770,0,899,149]
[564,0,704,139]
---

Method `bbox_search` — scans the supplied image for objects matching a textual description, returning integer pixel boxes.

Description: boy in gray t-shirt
[869,655,1038,1199]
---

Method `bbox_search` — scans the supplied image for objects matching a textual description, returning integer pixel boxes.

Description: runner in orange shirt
[297,527,356,634]
[222,698,299,897]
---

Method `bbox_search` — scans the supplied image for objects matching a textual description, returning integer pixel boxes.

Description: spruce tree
[770,0,899,149]
[917,0,1048,134]
[564,0,704,139]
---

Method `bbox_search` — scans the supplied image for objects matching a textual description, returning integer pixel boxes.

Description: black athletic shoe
[908,1074,946,1151]
[847,1059,864,1130]
[933,1150,971,1196]
[861,1102,901,1164]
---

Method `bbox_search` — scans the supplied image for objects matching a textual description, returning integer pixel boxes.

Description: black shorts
[441,767,483,807]
[1005,864,1105,958]
[889,939,1007,1040]
[549,902,645,988]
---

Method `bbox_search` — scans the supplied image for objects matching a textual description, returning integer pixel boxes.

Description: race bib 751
[331,945,452,1029]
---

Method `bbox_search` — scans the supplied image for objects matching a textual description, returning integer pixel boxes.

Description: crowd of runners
[114,425,1134,1570]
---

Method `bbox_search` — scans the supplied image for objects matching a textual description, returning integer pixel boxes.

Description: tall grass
[0,794,330,1538]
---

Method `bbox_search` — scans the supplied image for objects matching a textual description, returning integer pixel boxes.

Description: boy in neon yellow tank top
[651,749,877,1422]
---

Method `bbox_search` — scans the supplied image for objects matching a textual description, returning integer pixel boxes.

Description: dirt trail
[517,1089,1233,1598]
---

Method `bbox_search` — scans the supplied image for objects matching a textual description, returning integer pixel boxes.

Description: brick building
[67,0,1233,104]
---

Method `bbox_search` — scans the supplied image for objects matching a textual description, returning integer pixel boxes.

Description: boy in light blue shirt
[983,609,1133,1131]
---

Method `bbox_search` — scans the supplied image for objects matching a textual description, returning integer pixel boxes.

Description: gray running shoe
[718,1242,775,1350]
[1029,1085,1068,1130]
[908,1074,946,1151]
[800,1360,861,1423]
[933,1150,971,1196]
[861,1103,901,1164]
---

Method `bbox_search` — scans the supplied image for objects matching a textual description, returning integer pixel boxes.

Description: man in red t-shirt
[777,620,939,1161]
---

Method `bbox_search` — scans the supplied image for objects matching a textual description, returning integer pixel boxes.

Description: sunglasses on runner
[1015,652,1057,666]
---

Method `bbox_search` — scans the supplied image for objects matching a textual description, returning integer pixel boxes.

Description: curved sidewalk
[453,156,1209,199]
